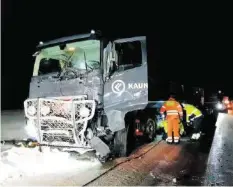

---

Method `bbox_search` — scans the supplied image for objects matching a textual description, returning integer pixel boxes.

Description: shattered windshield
[33,40,100,76]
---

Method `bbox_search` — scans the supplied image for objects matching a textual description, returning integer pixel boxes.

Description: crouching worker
[182,103,204,140]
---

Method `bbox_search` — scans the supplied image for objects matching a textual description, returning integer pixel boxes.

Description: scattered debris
[150,172,155,179]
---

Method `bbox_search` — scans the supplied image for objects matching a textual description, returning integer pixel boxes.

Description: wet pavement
[203,113,233,186]
[87,114,218,186]
[86,139,211,186]
[3,111,233,186]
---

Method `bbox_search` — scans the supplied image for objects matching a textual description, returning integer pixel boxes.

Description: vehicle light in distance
[216,103,224,110]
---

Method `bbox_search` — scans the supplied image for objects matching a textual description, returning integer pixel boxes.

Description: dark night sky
[2,1,233,109]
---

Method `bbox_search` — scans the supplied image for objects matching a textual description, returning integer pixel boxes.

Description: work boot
[195,132,201,140]
[174,140,180,144]
[191,133,197,140]
[174,138,180,144]
[166,137,173,144]
[174,137,180,144]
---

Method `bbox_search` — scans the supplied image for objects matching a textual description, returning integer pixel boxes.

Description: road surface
[203,113,233,186]
[1,110,233,186]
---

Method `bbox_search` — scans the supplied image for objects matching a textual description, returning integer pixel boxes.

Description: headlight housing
[24,99,38,118]
[79,107,90,117]
[28,105,36,116]
[41,105,50,116]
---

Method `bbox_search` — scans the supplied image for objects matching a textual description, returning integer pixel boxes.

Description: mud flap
[90,137,110,158]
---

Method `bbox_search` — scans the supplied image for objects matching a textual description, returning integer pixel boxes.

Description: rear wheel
[146,118,157,142]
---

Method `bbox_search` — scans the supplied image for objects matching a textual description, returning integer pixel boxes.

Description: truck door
[103,36,148,110]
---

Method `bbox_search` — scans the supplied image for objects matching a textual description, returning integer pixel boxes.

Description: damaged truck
[24,30,167,162]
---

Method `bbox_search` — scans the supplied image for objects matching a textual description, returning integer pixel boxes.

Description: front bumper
[24,96,96,148]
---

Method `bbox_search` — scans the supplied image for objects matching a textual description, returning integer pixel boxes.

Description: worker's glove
[161,114,165,120]
[190,118,195,122]
[189,114,196,122]
[187,121,193,126]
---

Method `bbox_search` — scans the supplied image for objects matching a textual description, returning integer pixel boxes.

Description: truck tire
[146,118,157,142]
[113,127,128,157]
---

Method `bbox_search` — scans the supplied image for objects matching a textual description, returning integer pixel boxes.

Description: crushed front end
[24,96,96,150]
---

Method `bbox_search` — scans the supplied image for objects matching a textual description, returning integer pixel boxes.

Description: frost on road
[0,110,101,186]
[0,146,101,185]
[1,110,233,186]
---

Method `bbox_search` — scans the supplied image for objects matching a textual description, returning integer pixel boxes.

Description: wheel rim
[147,119,155,139]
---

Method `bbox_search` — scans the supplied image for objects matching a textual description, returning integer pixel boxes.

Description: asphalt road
[2,110,232,186]
[203,113,233,186]
[86,112,218,186]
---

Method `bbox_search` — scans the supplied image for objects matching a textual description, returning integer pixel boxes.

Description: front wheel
[113,124,135,157]
[113,127,128,157]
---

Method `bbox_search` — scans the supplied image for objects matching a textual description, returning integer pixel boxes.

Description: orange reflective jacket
[160,98,183,118]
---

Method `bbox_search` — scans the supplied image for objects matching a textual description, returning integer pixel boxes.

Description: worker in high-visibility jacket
[160,94,183,144]
[158,119,185,139]
[182,103,203,140]
[228,101,233,115]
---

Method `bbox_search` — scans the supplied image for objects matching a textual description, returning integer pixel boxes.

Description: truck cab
[24,30,154,161]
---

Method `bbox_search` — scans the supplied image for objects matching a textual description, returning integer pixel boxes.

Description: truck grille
[24,96,96,148]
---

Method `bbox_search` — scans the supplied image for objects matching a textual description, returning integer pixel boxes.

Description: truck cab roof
[37,30,102,50]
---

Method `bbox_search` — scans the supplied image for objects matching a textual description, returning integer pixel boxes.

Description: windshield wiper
[83,52,94,71]
[83,51,88,71]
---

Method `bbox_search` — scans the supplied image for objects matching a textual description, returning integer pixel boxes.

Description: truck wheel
[146,118,157,142]
[114,123,136,158]
[113,127,128,157]
[96,154,108,163]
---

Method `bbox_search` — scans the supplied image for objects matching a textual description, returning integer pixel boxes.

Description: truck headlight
[41,105,50,116]
[79,107,90,117]
[28,106,36,116]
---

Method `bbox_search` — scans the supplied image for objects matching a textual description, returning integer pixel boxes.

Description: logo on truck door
[112,80,126,94]
[111,80,148,94]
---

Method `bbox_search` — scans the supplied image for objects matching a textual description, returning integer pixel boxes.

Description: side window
[115,41,142,71]
[38,58,61,75]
